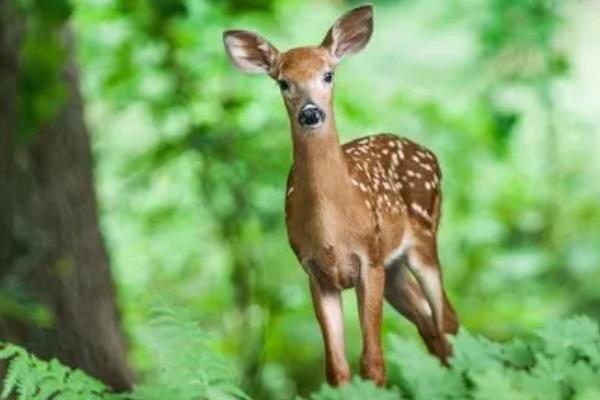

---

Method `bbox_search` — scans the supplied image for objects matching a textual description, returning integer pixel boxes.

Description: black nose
[298,103,325,127]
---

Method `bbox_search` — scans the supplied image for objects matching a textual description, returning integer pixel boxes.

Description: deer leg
[404,247,457,363]
[385,260,457,362]
[309,278,351,386]
[356,264,385,386]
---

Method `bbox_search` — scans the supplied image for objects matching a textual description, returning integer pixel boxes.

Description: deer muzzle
[298,103,325,128]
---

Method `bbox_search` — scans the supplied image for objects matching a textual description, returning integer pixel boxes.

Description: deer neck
[290,119,353,208]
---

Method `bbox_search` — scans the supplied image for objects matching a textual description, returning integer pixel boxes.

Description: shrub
[307,316,600,400]
[2,315,599,399]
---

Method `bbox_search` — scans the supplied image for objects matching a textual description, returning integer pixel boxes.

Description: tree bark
[0,4,134,391]
[0,0,19,280]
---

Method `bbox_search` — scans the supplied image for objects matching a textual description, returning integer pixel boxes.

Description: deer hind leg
[385,252,458,363]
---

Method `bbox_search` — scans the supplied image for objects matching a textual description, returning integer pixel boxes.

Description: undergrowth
[1,312,599,400]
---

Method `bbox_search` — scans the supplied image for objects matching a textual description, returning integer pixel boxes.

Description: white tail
[224,4,458,387]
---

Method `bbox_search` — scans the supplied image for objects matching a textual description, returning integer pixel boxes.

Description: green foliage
[478,0,568,81]
[128,305,249,400]
[303,378,400,400]
[3,317,599,399]
[309,316,600,400]
[0,305,249,400]
[14,0,72,142]
[0,342,115,400]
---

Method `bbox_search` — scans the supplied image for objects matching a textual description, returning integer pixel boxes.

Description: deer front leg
[356,264,385,386]
[309,278,351,386]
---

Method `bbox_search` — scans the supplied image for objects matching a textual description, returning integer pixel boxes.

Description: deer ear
[223,30,280,75]
[321,5,373,63]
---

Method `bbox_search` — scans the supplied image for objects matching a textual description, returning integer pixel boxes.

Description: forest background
[1,0,599,399]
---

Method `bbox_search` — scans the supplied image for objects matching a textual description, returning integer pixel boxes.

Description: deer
[223,4,458,387]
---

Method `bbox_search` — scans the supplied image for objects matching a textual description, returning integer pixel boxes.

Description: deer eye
[323,71,334,83]
[277,79,290,91]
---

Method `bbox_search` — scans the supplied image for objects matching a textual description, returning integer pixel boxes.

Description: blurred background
[1,0,599,398]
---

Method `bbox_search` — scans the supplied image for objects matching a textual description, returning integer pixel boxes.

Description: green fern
[302,377,401,400]
[3,314,599,400]
[0,304,249,400]
[126,305,249,400]
[384,315,600,400]
[0,343,117,400]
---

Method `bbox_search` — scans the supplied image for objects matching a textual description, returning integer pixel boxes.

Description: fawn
[223,4,458,386]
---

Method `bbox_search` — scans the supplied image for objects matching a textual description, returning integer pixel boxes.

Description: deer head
[223,5,373,134]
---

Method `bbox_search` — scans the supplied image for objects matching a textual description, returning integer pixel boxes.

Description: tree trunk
[0,0,19,280]
[0,4,134,391]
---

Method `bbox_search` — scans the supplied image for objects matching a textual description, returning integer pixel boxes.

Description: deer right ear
[321,5,374,63]
[223,30,280,76]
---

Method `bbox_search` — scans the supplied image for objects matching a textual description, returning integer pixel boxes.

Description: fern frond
[383,316,600,400]
[0,343,22,360]
[0,342,115,400]
[129,303,249,400]
[305,377,400,400]
[16,358,38,400]
[1,350,29,399]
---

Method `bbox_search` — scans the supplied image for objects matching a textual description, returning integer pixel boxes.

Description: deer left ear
[321,5,373,63]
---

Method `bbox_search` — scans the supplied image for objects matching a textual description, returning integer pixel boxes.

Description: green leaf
[306,378,400,400]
